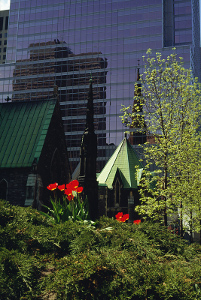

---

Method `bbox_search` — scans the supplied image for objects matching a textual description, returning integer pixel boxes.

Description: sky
[0,0,10,11]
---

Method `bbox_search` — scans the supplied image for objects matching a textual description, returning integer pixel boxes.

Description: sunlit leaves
[120,49,201,234]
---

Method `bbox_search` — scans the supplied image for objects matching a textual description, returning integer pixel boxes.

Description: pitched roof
[0,100,57,168]
[97,137,143,189]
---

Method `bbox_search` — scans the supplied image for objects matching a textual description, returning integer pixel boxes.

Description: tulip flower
[115,212,129,222]
[58,184,65,191]
[64,180,83,201]
[115,212,123,220]
[64,188,74,201]
[133,219,141,225]
[76,186,83,193]
[47,182,58,191]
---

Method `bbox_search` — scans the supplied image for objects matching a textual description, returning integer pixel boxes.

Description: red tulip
[121,214,129,222]
[64,180,83,201]
[58,184,65,191]
[115,212,129,222]
[77,186,83,193]
[115,212,123,220]
[64,191,74,201]
[47,183,58,191]
[66,180,79,190]
[133,219,141,225]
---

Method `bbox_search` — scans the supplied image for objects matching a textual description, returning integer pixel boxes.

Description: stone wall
[0,168,30,206]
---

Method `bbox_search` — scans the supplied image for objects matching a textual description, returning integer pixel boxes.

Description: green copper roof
[97,137,143,189]
[0,100,57,168]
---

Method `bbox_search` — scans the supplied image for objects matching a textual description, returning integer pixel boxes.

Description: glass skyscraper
[0,10,9,64]
[0,0,200,173]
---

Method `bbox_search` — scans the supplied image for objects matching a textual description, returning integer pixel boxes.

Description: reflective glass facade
[0,10,9,64]
[0,0,200,172]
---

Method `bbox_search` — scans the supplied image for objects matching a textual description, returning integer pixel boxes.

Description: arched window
[0,179,8,200]
[114,178,121,206]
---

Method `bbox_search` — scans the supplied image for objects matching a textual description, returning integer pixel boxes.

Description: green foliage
[40,195,90,224]
[120,49,201,232]
[0,201,201,299]
[0,199,15,226]
[0,247,40,299]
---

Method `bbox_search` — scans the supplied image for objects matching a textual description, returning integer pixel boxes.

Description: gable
[97,137,143,189]
[0,100,57,168]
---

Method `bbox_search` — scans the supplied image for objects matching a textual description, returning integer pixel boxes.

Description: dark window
[4,40,7,45]
[0,179,7,200]
[115,179,121,205]
[5,16,9,30]
[163,0,174,47]
[0,17,3,31]
[26,186,34,199]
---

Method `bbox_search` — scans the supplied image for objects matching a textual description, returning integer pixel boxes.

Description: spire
[128,60,146,145]
[78,78,98,220]
[85,76,94,133]
[135,60,141,97]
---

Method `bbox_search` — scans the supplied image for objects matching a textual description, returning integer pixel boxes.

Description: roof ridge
[104,137,125,183]
[125,138,132,187]
[127,140,143,187]
[34,100,57,160]
[97,137,143,189]
[97,137,125,184]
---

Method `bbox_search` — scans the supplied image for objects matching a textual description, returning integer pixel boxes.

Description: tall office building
[0,0,200,172]
[12,41,107,171]
[0,10,9,64]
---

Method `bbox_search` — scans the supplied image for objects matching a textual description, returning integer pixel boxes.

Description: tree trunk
[199,207,201,245]
[180,201,183,237]
[190,209,193,243]
[164,164,168,227]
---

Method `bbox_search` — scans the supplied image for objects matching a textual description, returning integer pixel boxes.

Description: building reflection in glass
[0,0,199,172]
[12,40,107,172]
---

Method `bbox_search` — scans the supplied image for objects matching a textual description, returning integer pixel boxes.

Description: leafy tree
[121,49,201,235]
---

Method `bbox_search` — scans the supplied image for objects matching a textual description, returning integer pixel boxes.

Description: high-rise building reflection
[12,40,107,172]
[0,10,9,64]
[0,0,200,172]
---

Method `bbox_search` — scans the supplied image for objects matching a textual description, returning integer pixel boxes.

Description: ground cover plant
[0,200,201,299]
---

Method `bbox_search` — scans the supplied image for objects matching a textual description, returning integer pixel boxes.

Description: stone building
[0,99,71,208]
[97,135,143,222]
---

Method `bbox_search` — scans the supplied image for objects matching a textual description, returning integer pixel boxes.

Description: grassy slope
[0,200,201,300]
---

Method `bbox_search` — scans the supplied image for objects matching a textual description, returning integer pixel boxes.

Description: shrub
[0,201,201,299]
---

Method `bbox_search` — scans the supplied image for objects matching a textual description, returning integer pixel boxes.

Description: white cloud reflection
[0,0,10,11]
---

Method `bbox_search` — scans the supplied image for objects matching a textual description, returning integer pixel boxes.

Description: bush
[0,248,40,299]
[0,200,201,299]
